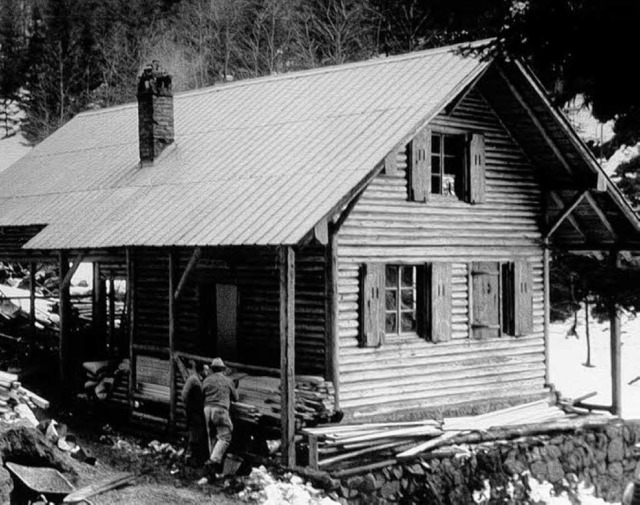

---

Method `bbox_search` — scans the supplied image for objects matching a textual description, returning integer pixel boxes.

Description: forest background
[2,0,640,322]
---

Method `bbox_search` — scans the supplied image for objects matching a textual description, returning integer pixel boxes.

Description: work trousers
[204,405,233,464]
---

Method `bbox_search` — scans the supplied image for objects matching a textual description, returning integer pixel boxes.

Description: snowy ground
[549,309,640,419]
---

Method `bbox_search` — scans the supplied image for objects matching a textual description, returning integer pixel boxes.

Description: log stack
[303,400,594,472]
[0,370,49,426]
[232,374,337,429]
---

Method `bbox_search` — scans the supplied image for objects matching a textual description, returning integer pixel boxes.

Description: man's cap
[210,357,226,370]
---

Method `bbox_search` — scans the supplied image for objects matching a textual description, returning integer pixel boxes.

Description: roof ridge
[77,38,494,118]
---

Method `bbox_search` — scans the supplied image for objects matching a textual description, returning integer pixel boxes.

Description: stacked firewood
[303,400,588,472]
[233,374,337,429]
[0,370,49,426]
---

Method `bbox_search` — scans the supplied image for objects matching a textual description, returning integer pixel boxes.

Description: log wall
[336,89,548,420]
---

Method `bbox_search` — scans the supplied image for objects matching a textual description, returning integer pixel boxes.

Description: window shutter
[384,150,398,176]
[409,130,431,202]
[513,260,533,336]
[360,263,385,347]
[430,262,452,342]
[471,262,501,339]
[468,133,486,204]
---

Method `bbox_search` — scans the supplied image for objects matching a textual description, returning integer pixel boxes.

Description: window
[470,261,533,339]
[384,265,417,335]
[431,133,465,198]
[359,262,452,347]
[407,129,486,204]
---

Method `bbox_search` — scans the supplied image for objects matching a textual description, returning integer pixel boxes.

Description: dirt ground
[56,425,244,504]
[57,417,246,505]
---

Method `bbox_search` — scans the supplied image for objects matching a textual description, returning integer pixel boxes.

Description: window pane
[432,155,441,175]
[445,153,463,176]
[431,175,441,194]
[431,134,441,153]
[385,265,397,288]
[386,313,397,333]
[401,289,414,309]
[401,267,413,287]
[401,312,416,332]
[444,134,464,155]
[385,290,397,311]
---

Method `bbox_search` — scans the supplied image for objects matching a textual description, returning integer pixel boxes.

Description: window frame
[384,264,418,336]
[430,130,468,200]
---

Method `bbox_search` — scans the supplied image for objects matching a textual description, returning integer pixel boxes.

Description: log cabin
[1,40,640,464]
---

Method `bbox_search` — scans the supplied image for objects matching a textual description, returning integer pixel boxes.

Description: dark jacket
[181,374,204,419]
[202,372,238,409]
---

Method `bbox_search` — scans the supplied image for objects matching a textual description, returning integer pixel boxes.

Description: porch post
[127,248,136,420]
[279,246,296,466]
[59,251,71,390]
[168,250,177,429]
[29,261,36,338]
[326,231,340,409]
[543,242,551,385]
[609,250,622,416]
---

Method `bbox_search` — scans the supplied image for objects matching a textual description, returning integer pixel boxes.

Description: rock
[605,424,623,439]
[528,447,542,462]
[635,461,640,479]
[0,461,12,504]
[380,480,400,499]
[608,462,624,479]
[530,460,548,481]
[607,438,624,462]
[547,460,565,483]
[346,476,364,491]
[406,463,424,476]
[547,445,562,459]
[503,457,526,476]
[392,466,403,479]
[362,473,377,493]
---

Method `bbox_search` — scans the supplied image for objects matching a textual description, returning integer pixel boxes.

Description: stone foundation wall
[330,420,640,504]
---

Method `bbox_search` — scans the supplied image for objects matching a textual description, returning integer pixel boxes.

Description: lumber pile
[233,374,337,429]
[303,400,588,472]
[0,370,49,426]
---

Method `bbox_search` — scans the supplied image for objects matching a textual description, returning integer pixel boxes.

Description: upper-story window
[398,128,486,204]
[431,133,465,198]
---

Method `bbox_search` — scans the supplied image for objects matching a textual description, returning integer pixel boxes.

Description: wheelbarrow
[6,462,135,504]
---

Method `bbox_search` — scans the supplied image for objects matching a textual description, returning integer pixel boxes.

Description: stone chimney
[137,61,174,164]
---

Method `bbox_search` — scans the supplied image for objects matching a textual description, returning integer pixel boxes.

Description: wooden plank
[513,260,533,336]
[314,220,328,245]
[545,190,587,239]
[543,244,551,385]
[29,261,36,338]
[548,192,585,240]
[610,250,622,416]
[431,263,452,342]
[497,67,574,176]
[279,246,296,466]
[468,133,486,204]
[583,192,618,241]
[61,254,85,289]
[360,263,384,347]
[168,250,176,429]
[63,473,136,503]
[308,434,319,470]
[326,231,340,409]
[409,129,430,202]
[127,247,136,421]
[59,251,71,390]
[173,247,201,301]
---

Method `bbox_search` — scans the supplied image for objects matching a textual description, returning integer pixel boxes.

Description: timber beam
[548,192,586,241]
[61,253,85,289]
[583,192,618,241]
[279,246,296,467]
[609,250,622,416]
[545,190,588,239]
[498,68,574,176]
[173,247,202,301]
